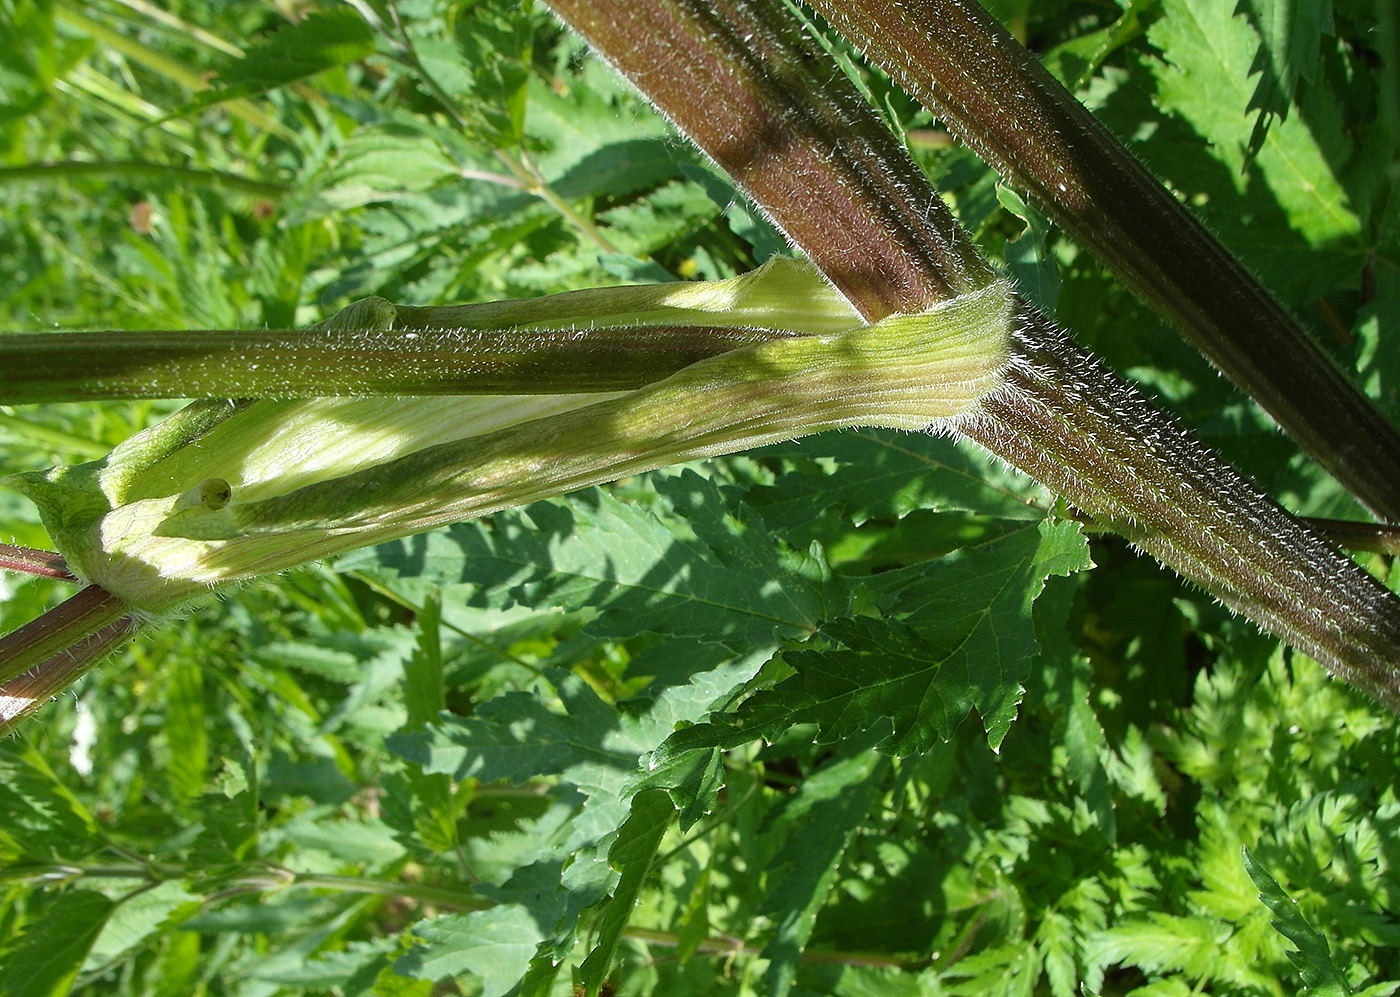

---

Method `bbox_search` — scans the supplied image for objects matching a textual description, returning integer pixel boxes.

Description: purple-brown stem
[547,0,1400,707]
[0,543,77,581]
[806,0,1400,523]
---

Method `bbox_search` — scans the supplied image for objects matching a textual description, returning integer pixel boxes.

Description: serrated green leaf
[197,8,374,106]
[398,592,459,854]
[655,520,1088,759]
[245,938,398,987]
[1036,576,1115,844]
[83,880,199,973]
[760,740,884,997]
[1240,0,1334,145]
[1242,847,1352,996]
[164,658,207,806]
[748,430,1047,533]
[342,474,844,650]
[1084,912,1231,979]
[940,938,1041,996]
[1035,909,1079,997]
[391,654,762,959]
[0,889,114,997]
[578,788,674,995]
[396,905,543,997]
[1149,0,1360,250]
[0,742,100,861]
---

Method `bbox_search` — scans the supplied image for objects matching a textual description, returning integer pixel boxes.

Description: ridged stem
[546,0,1400,706]
[0,586,139,734]
[0,544,77,580]
[805,0,1400,522]
[547,0,995,315]
[967,309,1400,708]
[0,324,798,402]
[0,585,133,686]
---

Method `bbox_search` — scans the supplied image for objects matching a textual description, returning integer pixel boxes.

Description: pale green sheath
[7,259,1013,613]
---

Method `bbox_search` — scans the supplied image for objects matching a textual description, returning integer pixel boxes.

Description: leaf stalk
[805,0,1400,522]
[545,0,1400,708]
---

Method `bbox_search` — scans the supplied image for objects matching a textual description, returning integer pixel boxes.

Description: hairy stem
[968,309,1400,707]
[0,544,77,580]
[547,0,1400,707]
[0,587,139,732]
[0,323,797,402]
[806,0,1400,522]
[548,0,995,314]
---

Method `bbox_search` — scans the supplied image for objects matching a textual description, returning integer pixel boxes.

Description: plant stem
[0,584,132,686]
[966,309,1400,706]
[0,545,77,580]
[805,0,1400,522]
[546,0,1400,708]
[1302,519,1400,557]
[278,873,490,910]
[546,0,994,316]
[0,323,797,402]
[0,589,139,732]
[0,161,286,199]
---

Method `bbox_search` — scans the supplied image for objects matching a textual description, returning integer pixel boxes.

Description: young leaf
[577,788,675,996]
[396,905,544,997]
[758,739,885,997]
[1242,847,1352,997]
[0,890,114,997]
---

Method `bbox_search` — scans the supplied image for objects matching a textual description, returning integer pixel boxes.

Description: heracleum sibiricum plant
[4,0,1399,725]
[4,1,1400,995]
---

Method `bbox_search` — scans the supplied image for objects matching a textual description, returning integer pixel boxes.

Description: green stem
[0,161,287,199]
[805,0,1400,522]
[281,873,489,910]
[0,258,869,402]
[1302,518,1400,557]
[0,322,796,402]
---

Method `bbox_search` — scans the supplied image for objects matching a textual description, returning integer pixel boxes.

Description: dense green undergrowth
[2,0,1399,994]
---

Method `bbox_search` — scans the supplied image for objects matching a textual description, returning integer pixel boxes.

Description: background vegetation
[1,0,1398,994]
